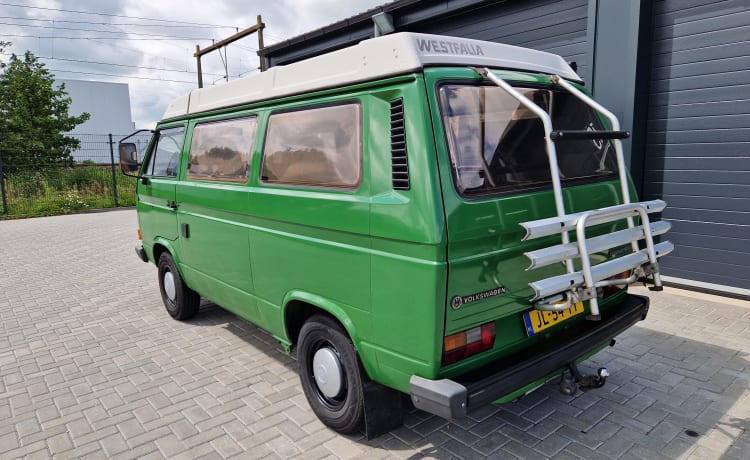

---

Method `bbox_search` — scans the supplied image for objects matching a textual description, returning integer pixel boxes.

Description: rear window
[439,84,619,197]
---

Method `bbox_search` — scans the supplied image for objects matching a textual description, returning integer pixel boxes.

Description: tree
[0,46,90,172]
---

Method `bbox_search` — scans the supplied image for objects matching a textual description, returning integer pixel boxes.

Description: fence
[0,133,152,218]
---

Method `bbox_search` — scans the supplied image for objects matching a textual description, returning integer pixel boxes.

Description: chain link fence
[0,133,152,218]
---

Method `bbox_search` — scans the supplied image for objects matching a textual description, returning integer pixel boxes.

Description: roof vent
[390,98,410,190]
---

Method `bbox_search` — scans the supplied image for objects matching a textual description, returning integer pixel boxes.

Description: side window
[261,103,361,189]
[187,117,257,182]
[147,127,185,177]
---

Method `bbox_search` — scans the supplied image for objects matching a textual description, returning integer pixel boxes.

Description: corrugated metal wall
[262,0,591,85]
[644,0,750,290]
[416,0,591,83]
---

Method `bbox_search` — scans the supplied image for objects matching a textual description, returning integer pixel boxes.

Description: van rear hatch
[431,70,663,374]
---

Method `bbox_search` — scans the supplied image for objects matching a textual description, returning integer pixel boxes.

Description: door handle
[167,200,178,210]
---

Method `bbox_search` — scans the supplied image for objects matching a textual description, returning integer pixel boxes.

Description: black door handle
[167,200,178,210]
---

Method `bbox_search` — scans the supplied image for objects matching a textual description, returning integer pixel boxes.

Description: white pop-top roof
[163,32,581,120]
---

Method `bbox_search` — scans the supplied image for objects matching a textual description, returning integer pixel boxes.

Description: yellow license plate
[523,302,585,336]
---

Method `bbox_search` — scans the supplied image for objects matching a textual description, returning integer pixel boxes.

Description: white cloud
[1,0,388,129]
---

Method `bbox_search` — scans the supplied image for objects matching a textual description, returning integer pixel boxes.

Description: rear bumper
[410,293,649,419]
[135,245,149,263]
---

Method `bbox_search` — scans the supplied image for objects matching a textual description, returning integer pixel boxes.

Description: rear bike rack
[474,68,673,320]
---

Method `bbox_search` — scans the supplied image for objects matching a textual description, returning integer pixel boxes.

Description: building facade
[57,79,135,135]
[56,79,137,163]
[259,0,750,297]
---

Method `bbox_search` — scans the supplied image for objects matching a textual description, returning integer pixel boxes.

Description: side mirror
[119,143,140,173]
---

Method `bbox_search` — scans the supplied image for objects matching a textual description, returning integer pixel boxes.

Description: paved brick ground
[0,209,748,459]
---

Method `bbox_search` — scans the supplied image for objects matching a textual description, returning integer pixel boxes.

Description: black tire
[298,314,365,433]
[157,252,200,320]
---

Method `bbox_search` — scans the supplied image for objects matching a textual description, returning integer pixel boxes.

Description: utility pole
[194,14,266,88]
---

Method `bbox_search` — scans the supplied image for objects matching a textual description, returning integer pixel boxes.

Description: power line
[230,43,259,53]
[3,41,252,79]
[0,53,227,77]
[0,2,237,28]
[264,32,289,42]
[46,68,197,84]
[2,33,209,42]
[0,15,236,29]
[0,23,216,40]
[82,39,189,68]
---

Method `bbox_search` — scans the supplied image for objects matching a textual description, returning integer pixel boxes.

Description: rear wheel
[157,252,199,320]
[298,314,365,433]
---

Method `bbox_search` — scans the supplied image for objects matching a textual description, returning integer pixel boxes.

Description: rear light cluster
[442,322,496,365]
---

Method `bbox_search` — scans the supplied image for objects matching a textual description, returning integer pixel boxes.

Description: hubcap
[312,347,343,399]
[163,271,176,301]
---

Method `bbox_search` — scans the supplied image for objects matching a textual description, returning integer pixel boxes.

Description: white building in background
[56,79,139,163]
[57,79,135,134]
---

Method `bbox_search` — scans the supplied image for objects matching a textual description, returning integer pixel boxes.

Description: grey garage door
[420,0,591,82]
[644,0,750,291]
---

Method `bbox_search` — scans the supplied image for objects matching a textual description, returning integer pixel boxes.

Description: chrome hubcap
[163,271,176,301]
[312,347,343,399]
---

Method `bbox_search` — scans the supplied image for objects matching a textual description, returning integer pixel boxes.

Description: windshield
[439,84,619,196]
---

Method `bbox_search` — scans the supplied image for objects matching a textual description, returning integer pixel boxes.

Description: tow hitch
[559,363,609,396]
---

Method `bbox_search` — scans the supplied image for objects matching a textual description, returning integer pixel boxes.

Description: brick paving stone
[468,415,505,438]
[154,433,188,457]
[1,210,749,459]
[498,424,542,448]
[472,431,510,456]
[411,417,449,437]
[99,431,130,457]
[625,443,674,460]
[531,433,571,457]
[556,425,605,450]
[583,419,620,440]
[441,438,487,460]
[525,416,562,440]
[126,426,171,450]
[46,432,73,455]
[596,429,636,459]
[209,434,244,458]
[0,430,20,454]
[237,426,283,451]
[494,409,535,431]
[324,436,366,460]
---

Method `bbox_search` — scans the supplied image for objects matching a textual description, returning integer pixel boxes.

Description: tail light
[442,322,495,365]
[137,228,142,240]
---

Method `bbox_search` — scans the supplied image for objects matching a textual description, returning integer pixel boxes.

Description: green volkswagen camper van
[120,32,672,437]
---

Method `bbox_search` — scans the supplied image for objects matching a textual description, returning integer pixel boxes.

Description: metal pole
[257,15,266,72]
[479,67,574,274]
[196,45,203,88]
[108,134,119,207]
[0,152,7,214]
[551,75,637,253]
[194,17,266,78]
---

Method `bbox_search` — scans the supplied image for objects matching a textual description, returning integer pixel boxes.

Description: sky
[0,0,388,129]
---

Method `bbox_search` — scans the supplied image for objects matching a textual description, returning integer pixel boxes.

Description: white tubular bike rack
[476,68,672,321]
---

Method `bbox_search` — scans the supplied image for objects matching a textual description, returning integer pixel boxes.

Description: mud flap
[362,381,403,440]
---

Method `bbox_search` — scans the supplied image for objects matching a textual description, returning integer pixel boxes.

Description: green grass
[0,165,137,219]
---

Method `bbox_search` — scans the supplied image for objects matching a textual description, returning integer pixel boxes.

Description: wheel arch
[151,238,181,266]
[281,291,383,380]
[282,291,360,348]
